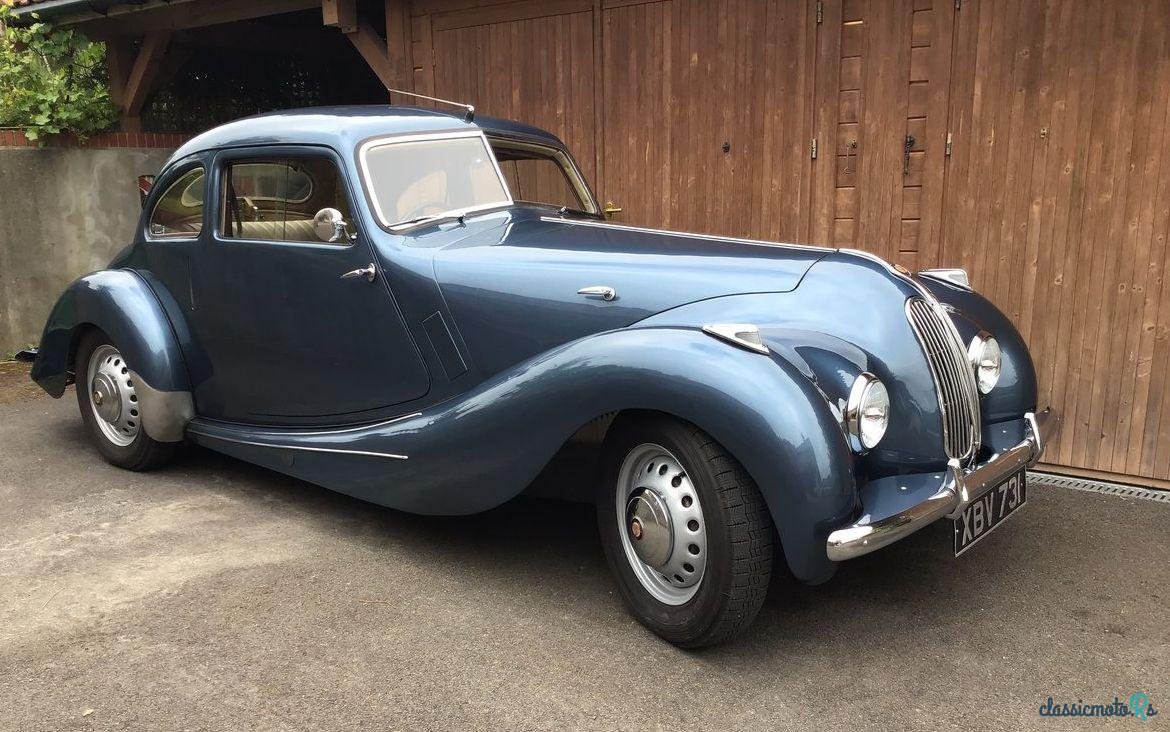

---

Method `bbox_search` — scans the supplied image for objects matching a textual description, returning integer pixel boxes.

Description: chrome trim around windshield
[539,217,831,252]
[358,129,514,229]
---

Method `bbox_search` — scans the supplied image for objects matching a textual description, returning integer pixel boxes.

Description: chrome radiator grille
[906,298,981,461]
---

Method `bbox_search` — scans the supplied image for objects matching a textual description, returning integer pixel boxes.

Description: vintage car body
[31,106,1053,646]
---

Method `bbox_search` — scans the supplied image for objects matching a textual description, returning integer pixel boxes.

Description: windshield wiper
[388,212,467,232]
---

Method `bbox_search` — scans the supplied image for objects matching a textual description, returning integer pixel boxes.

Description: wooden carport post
[105,31,173,133]
[322,0,413,101]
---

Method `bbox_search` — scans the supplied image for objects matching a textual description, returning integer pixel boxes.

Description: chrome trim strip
[539,217,831,253]
[261,411,423,436]
[701,323,770,354]
[919,268,973,290]
[358,130,514,229]
[826,410,1051,561]
[187,429,408,460]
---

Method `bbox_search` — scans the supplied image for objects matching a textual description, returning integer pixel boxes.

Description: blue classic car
[30,105,1053,647]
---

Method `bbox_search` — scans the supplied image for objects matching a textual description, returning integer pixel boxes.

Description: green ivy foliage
[0,6,116,140]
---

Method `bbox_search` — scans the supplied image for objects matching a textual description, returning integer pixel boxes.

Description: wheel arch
[477,330,858,584]
[31,269,194,441]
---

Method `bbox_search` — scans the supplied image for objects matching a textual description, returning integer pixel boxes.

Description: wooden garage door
[939,0,1170,483]
[811,0,956,273]
[417,0,598,184]
[598,0,815,241]
[403,0,1170,487]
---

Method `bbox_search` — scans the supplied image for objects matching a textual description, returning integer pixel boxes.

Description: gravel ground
[1,362,1167,731]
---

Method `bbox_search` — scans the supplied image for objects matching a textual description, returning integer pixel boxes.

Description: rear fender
[31,269,193,441]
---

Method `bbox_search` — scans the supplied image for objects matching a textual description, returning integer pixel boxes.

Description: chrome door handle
[577,285,616,301]
[341,263,376,282]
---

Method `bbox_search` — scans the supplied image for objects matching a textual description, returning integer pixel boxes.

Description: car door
[186,145,430,424]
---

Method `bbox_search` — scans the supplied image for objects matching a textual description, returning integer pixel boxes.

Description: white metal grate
[1030,471,1170,504]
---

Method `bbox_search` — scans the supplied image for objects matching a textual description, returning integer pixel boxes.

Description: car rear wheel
[597,415,773,647]
[75,330,177,471]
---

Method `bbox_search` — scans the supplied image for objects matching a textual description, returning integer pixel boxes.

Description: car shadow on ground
[41,402,1109,664]
[46,406,1025,654]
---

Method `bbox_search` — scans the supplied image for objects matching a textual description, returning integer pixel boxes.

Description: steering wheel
[400,201,449,221]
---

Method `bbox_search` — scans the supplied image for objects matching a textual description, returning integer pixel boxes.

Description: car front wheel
[75,330,177,471]
[597,415,773,647]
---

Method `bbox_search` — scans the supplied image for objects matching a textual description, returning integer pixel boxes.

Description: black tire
[75,330,178,471]
[597,415,773,647]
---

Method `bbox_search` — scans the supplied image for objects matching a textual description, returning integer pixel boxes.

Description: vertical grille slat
[906,298,981,461]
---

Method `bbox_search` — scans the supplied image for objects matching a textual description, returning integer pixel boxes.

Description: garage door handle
[341,263,377,282]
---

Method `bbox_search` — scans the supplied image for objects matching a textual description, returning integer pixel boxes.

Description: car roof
[165,105,566,168]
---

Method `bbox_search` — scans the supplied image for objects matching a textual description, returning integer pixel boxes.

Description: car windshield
[489,138,597,215]
[360,133,512,228]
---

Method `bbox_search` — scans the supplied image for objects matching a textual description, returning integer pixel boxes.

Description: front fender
[31,269,193,441]
[189,327,854,584]
[916,276,1039,423]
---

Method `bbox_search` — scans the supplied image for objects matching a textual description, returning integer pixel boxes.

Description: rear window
[148,167,204,238]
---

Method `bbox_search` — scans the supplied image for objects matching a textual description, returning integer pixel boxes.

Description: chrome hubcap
[616,443,707,605]
[86,345,140,447]
[626,489,673,567]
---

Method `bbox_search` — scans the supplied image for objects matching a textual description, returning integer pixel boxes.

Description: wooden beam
[105,40,134,111]
[344,21,399,92]
[385,0,412,97]
[123,30,172,122]
[86,0,319,38]
[322,0,358,34]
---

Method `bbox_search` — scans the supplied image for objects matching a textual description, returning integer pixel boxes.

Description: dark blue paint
[31,107,1042,584]
[31,269,190,397]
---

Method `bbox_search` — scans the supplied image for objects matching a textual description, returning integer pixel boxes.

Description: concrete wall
[0,147,173,356]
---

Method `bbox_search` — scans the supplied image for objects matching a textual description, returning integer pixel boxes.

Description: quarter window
[220,157,353,244]
[148,167,204,238]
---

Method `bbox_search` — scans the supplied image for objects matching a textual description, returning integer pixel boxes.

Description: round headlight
[968,334,1001,394]
[846,373,890,452]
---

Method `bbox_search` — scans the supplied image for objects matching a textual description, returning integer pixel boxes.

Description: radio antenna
[386,88,475,121]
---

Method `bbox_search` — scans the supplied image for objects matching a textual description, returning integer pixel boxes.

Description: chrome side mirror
[313,207,355,243]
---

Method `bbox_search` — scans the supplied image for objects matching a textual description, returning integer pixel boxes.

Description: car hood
[432,213,832,375]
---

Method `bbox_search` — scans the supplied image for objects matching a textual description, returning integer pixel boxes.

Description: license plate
[953,470,1027,556]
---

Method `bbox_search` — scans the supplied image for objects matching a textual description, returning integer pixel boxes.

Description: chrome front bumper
[825,409,1056,562]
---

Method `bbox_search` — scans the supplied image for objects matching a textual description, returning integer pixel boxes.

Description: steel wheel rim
[86,345,140,447]
[615,443,707,605]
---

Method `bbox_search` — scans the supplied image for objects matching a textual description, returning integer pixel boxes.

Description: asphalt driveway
[1,366,1167,731]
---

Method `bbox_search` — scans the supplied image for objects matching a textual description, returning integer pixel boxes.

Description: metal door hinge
[955,0,961,8]
[811,137,818,159]
[816,0,823,24]
[945,132,953,157]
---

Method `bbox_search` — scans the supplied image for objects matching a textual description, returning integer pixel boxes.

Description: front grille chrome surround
[905,297,981,462]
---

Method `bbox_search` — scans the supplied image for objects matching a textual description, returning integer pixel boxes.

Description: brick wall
[0,130,191,148]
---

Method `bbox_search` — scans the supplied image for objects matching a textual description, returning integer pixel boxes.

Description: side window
[148,167,204,238]
[489,140,594,213]
[219,157,353,244]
